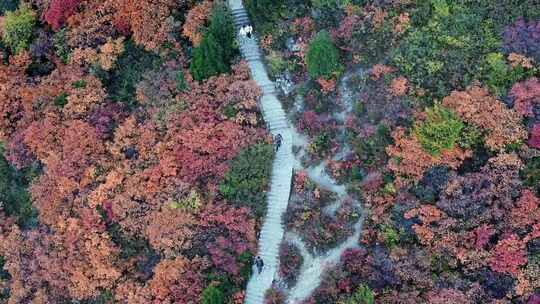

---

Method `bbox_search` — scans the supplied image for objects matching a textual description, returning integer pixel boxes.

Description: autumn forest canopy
[1,0,540,303]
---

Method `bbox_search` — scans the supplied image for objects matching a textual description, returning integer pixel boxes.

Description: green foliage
[245,0,284,29]
[0,144,38,229]
[190,4,235,82]
[221,103,238,119]
[80,290,115,304]
[53,28,71,63]
[97,39,161,107]
[0,0,19,15]
[1,4,36,54]
[380,224,399,248]
[266,51,287,79]
[309,132,331,157]
[310,0,351,9]
[392,0,502,98]
[219,143,273,216]
[306,30,342,79]
[458,125,483,150]
[414,105,464,156]
[238,251,253,281]
[481,52,537,97]
[0,256,8,301]
[169,189,201,211]
[175,70,188,92]
[345,284,375,304]
[201,285,225,304]
[54,92,68,107]
[521,157,540,193]
[72,80,87,89]
[352,124,392,166]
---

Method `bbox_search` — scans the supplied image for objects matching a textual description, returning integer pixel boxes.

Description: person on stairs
[255,256,264,274]
[274,133,283,152]
[246,25,253,39]
[239,25,246,39]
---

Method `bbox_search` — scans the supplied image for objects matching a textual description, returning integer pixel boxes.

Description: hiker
[274,133,283,152]
[255,256,264,274]
[246,25,253,39]
[239,25,246,38]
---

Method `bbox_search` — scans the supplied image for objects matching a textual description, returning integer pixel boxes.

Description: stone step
[231,8,248,15]
[234,17,250,25]
[263,109,286,118]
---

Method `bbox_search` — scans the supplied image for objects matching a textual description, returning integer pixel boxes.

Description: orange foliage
[114,0,179,51]
[370,64,395,80]
[508,53,535,69]
[182,0,213,46]
[317,76,337,94]
[386,127,471,183]
[442,85,527,150]
[388,76,408,96]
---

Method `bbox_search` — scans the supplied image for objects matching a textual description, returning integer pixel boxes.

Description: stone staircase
[228,1,294,303]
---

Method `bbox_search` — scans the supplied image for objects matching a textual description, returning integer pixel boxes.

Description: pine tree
[306,30,342,79]
[190,4,235,81]
[201,285,224,304]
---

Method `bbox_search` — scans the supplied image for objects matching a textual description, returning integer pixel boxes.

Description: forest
[0,0,540,303]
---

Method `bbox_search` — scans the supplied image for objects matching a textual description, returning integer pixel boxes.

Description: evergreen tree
[190,4,235,81]
[306,30,342,79]
[201,286,224,304]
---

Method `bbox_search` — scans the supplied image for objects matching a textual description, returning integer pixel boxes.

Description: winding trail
[229,2,366,303]
[228,1,295,303]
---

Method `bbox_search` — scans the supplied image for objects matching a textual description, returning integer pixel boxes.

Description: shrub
[190,4,235,81]
[0,143,38,229]
[310,0,351,9]
[503,18,540,62]
[219,143,273,216]
[306,30,342,79]
[1,4,36,54]
[392,0,501,98]
[43,0,81,31]
[175,70,188,92]
[97,39,161,107]
[169,189,201,211]
[344,284,375,304]
[279,242,303,286]
[481,52,536,97]
[521,156,540,192]
[352,124,392,166]
[245,0,284,31]
[52,28,70,62]
[53,92,68,107]
[414,105,464,156]
[380,224,399,249]
[201,285,225,304]
[0,0,18,15]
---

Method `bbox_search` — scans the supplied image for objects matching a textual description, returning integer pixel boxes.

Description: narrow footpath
[227,1,295,303]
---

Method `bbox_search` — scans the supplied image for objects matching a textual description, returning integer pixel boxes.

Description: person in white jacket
[239,25,246,38]
[246,25,253,39]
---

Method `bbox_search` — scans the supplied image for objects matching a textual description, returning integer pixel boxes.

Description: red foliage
[471,224,496,250]
[297,111,324,136]
[489,234,527,276]
[200,204,257,278]
[43,0,81,31]
[510,78,540,117]
[529,123,540,149]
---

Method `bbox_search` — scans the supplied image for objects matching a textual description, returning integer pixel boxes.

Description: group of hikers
[239,24,253,39]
